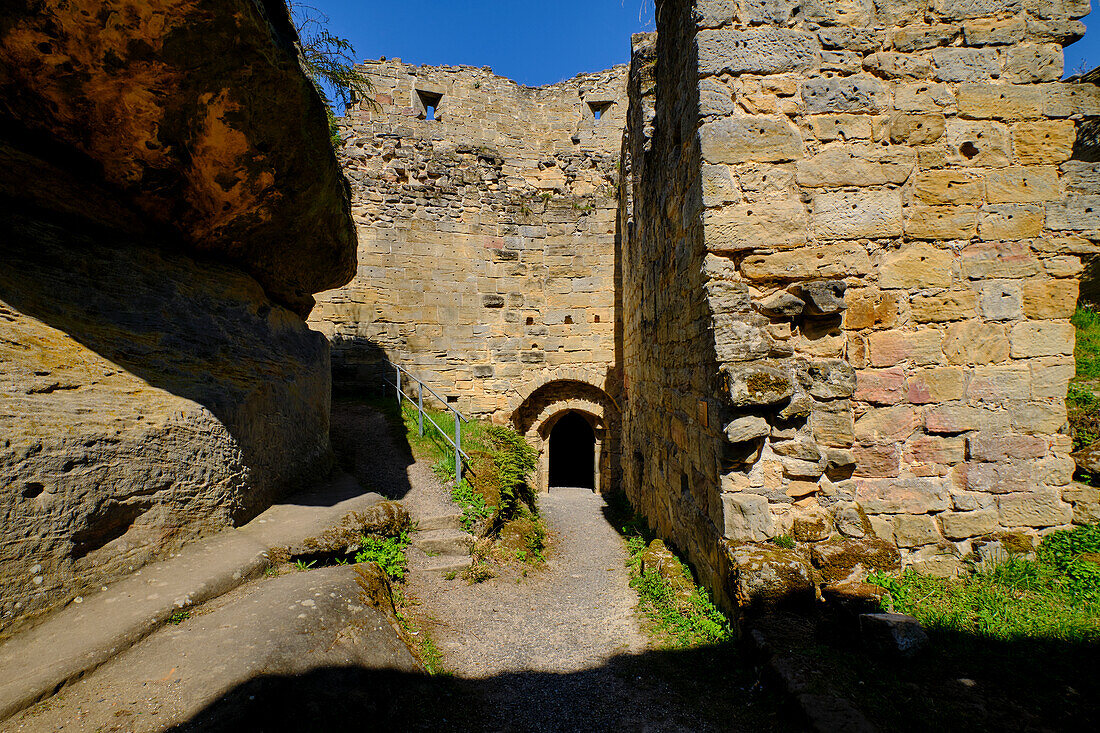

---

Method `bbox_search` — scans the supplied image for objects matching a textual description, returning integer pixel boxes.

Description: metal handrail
[380,360,470,481]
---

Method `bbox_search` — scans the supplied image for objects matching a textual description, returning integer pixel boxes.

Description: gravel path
[330,401,793,731]
[407,487,647,677]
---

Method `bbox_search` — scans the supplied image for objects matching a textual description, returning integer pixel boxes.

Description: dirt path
[332,400,794,731]
[408,487,647,676]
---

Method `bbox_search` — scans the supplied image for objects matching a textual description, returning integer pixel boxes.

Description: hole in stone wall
[564,315,573,324]
[417,90,442,121]
[526,317,534,325]
[22,482,44,499]
[549,411,595,490]
[588,101,612,120]
[594,314,600,323]
[960,141,980,159]
[447,395,459,403]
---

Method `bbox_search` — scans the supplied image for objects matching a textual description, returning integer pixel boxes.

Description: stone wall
[0,0,354,631]
[621,0,1099,610]
[309,60,628,489]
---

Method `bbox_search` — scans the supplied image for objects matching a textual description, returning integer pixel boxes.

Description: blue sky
[298,0,656,88]
[299,1,1097,86]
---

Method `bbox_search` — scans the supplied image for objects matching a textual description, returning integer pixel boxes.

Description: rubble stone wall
[309,60,629,490]
[621,0,1100,608]
[311,60,626,423]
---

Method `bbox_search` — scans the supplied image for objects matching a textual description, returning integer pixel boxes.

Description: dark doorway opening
[548,411,595,489]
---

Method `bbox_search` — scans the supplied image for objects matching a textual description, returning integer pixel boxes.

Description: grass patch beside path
[604,492,733,649]
[869,522,1100,644]
[395,399,546,564]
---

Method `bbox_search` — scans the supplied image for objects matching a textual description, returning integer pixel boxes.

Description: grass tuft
[868,522,1100,644]
[608,492,733,648]
[1073,306,1100,381]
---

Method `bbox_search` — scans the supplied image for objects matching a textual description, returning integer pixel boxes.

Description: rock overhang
[0,0,357,316]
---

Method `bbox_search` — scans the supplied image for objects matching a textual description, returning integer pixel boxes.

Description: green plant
[450,477,494,531]
[463,562,494,584]
[444,570,458,580]
[264,565,279,578]
[1073,306,1100,381]
[290,3,375,147]
[868,523,1100,644]
[294,559,317,572]
[1068,382,1100,451]
[167,610,190,625]
[608,492,733,648]
[355,529,411,581]
[484,424,539,521]
[771,534,795,549]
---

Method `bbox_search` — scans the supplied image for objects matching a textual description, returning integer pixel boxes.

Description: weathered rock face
[0,0,356,316]
[0,211,333,628]
[620,0,1096,614]
[0,0,354,630]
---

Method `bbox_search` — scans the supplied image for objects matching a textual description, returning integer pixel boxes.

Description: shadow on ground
[159,614,1099,732]
[167,642,792,733]
[329,393,418,501]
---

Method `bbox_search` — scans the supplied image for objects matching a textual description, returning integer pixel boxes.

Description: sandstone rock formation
[0,0,355,631]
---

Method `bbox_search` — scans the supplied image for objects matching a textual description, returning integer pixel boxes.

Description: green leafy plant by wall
[395,400,545,560]
[355,529,410,581]
[1073,306,1100,381]
[869,522,1100,644]
[608,493,732,648]
[290,3,374,149]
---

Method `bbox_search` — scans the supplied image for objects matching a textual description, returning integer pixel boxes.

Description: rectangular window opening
[417,90,443,121]
[588,101,612,121]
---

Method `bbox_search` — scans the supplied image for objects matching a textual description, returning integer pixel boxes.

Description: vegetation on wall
[290,3,373,147]
[398,400,546,565]
[605,493,732,648]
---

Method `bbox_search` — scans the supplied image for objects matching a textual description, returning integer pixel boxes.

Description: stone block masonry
[312,0,1100,616]
[310,60,627,492]
[620,0,1098,611]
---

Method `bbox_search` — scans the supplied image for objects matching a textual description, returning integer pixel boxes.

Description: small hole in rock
[23,482,45,499]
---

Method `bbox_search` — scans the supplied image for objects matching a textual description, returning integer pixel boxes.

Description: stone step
[412,528,474,556]
[416,513,464,532]
[419,555,470,574]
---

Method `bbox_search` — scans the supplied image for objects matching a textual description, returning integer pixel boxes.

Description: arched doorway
[510,376,618,493]
[548,411,596,489]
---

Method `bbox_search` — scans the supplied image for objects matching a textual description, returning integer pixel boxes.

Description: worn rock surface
[0,0,356,314]
[0,211,334,631]
[0,0,353,631]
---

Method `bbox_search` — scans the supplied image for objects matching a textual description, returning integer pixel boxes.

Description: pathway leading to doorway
[407,487,645,677]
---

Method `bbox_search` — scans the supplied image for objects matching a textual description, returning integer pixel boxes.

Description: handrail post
[395,365,402,407]
[454,410,462,483]
[417,386,424,437]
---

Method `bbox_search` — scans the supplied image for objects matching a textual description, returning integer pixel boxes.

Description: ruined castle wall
[622,0,1100,605]
[310,61,627,426]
